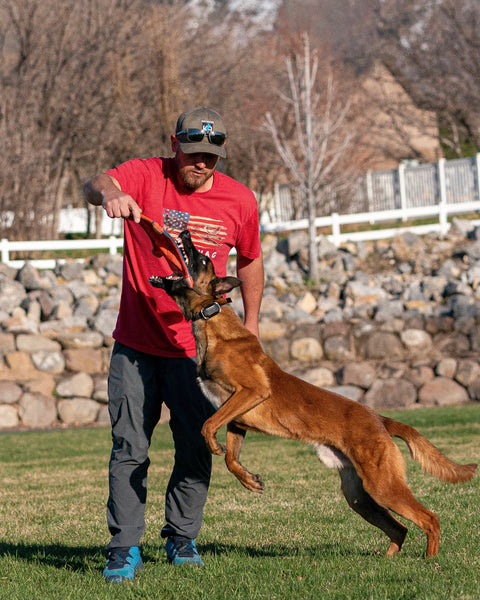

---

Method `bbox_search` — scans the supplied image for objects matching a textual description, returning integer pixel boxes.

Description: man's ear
[213,276,242,296]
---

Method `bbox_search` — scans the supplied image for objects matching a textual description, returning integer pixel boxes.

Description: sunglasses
[176,128,227,147]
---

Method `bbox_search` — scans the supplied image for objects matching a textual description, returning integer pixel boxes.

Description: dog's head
[149,230,242,319]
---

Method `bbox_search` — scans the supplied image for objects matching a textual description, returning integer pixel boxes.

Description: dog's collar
[191,297,232,321]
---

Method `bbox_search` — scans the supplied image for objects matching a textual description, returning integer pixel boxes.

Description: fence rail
[0,236,124,269]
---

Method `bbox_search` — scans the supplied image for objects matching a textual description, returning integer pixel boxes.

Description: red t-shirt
[106,157,261,357]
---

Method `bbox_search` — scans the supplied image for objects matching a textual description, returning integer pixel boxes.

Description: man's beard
[179,169,210,191]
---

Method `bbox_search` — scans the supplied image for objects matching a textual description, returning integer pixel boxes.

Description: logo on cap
[201,121,214,133]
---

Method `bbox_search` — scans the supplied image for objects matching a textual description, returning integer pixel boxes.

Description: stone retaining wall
[1,219,479,430]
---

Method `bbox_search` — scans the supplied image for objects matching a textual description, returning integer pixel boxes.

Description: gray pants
[106,341,216,549]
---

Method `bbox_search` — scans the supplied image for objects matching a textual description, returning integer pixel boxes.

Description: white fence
[261,200,480,247]
[0,236,124,269]
[1,156,479,269]
[267,155,480,223]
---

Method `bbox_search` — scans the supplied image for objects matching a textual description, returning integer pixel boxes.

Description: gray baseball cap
[175,107,227,158]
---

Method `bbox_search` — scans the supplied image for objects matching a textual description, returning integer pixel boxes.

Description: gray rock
[0,405,19,428]
[323,385,364,402]
[436,358,457,378]
[361,330,405,360]
[284,307,316,323]
[18,393,57,428]
[55,330,104,349]
[55,260,84,281]
[405,364,435,388]
[299,367,335,387]
[323,335,355,361]
[3,311,39,334]
[467,375,480,401]
[317,236,338,259]
[374,299,404,322]
[290,337,323,362]
[16,334,62,353]
[455,359,480,387]
[418,377,470,406]
[93,376,109,403]
[287,231,309,257]
[0,277,28,313]
[91,309,119,338]
[400,329,433,355]
[15,262,44,291]
[96,404,111,426]
[57,398,99,426]
[364,378,417,410]
[0,381,23,404]
[66,279,94,300]
[56,372,94,398]
[344,280,387,305]
[465,240,480,261]
[31,351,66,373]
[338,362,376,389]
[0,332,16,356]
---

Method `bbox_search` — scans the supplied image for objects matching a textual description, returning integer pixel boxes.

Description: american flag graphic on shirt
[163,208,227,248]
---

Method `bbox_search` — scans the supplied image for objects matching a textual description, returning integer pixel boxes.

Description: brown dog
[150,230,477,558]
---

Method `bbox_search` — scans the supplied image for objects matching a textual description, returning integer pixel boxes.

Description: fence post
[476,153,480,202]
[438,158,448,235]
[108,236,117,255]
[1,238,9,265]
[398,163,407,221]
[331,212,341,246]
[366,171,374,223]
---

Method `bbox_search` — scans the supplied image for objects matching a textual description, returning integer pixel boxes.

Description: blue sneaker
[102,546,144,582]
[165,536,204,567]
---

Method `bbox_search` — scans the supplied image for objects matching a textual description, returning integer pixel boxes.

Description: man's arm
[236,253,264,338]
[83,173,142,223]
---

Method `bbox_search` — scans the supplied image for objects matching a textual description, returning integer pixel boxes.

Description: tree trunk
[307,188,318,282]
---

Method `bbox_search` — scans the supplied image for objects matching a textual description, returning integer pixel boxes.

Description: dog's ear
[213,276,242,296]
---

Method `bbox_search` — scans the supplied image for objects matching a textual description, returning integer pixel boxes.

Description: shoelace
[172,538,196,557]
[106,547,133,569]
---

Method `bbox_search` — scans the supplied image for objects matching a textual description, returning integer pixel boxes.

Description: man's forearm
[83,174,142,222]
[83,174,121,206]
[236,254,264,337]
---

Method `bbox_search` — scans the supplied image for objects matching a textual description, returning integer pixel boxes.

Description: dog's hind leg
[339,467,408,557]
[357,441,441,557]
[225,423,264,493]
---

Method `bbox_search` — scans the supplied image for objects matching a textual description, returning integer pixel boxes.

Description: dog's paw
[208,440,227,455]
[244,472,265,493]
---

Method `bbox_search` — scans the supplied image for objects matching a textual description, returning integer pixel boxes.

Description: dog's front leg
[225,423,264,493]
[201,386,269,455]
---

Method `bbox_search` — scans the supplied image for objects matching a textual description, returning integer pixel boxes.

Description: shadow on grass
[0,539,376,574]
[196,541,376,559]
[0,542,105,572]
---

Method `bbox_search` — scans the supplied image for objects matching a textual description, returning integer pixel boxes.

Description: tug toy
[136,213,194,288]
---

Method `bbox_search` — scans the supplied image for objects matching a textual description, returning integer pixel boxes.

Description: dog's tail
[382,416,477,483]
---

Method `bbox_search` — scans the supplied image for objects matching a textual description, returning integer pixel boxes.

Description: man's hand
[83,174,142,223]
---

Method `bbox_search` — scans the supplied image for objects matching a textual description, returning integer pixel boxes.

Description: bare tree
[374,0,480,157]
[262,34,359,282]
[0,0,185,240]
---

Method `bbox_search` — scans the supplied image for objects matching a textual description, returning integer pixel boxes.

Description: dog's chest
[193,322,235,408]
[197,376,231,409]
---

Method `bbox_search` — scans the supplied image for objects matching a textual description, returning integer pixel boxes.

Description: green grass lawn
[0,404,478,600]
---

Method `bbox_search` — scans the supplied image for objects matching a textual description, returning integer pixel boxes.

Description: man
[83,107,264,581]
